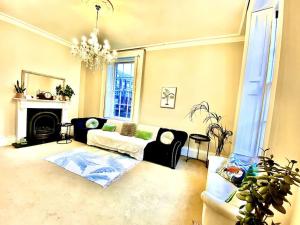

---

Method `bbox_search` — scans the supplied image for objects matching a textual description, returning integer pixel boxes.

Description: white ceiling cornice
[0,11,71,47]
[117,34,245,52]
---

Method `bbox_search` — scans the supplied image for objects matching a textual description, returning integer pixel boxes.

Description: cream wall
[80,42,244,154]
[79,66,102,117]
[268,0,300,224]
[0,20,81,144]
[140,43,244,154]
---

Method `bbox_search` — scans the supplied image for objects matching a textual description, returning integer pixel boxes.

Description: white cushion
[85,118,99,128]
[160,131,174,144]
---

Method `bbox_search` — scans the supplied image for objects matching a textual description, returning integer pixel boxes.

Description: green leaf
[284,176,293,184]
[253,189,264,201]
[272,202,286,214]
[237,193,246,201]
[245,203,254,212]
[258,186,268,194]
[245,195,253,203]
[237,215,244,221]
[240,190,251,196]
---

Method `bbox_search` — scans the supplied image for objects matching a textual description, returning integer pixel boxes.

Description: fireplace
[27,108,62,143]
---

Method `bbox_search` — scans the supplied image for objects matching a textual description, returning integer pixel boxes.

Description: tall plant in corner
[188,101,233,156]
[236,149,300,225]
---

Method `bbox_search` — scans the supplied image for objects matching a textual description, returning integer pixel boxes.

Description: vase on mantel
[15,93,24,99]
[58,95,66,101]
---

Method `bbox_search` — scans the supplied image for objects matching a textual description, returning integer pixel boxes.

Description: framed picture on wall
[160,87,177,109]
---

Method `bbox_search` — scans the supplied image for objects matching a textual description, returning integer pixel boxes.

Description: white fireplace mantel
[14,98,70,140]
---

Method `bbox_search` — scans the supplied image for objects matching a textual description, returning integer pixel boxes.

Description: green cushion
[102,124,117,132]
[135,130,153,140]
[85,118,99,129]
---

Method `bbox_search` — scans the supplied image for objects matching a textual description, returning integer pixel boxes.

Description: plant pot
[15,93,24,99]
[58,95,65,101]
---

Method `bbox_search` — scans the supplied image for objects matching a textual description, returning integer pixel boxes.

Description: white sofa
[87,119,160,161]
[201,156,241,225]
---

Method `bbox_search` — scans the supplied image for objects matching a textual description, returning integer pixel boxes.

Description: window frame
[99,50,145,123]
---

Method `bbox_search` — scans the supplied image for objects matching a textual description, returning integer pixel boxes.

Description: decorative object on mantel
[236,149,300,225]
[160,87,177,109]
[64,85,75,100]
[56,84,75,101]
[14,80,26,98]
[71,2,117,70]
[36,90,54,100]
[188,101,233,156]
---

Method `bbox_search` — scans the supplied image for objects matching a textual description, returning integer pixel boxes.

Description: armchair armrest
[171,141,183,168]
[201,191,239,222]
[207,156,227,173]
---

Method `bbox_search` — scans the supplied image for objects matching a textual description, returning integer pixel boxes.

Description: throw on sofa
[143,128,188,169]
[71,117,107,143]
[71,117,188,169]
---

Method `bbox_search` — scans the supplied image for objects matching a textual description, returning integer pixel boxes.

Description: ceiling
[0,0,247,49]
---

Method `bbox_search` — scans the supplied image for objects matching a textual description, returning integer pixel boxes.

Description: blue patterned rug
[46,149,139,188]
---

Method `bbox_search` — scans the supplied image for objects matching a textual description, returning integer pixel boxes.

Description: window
[113,62,134,118]
[101,50,145,122]
[104,57,135,120]
[233,8,278,157]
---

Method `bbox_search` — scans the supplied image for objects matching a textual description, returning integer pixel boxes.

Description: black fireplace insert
[27,108,62,144]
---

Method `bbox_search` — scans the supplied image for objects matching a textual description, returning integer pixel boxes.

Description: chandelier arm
[95,5,101,28]
[106,0,114,11]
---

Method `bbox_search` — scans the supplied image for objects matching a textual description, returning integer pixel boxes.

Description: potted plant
[236,149,300,225]
[56,84,64,101]
[63,85,75,100]
[14,80,26,98]
[188,101,233,156]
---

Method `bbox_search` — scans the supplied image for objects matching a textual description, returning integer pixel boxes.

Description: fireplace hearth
[27,108,62,144]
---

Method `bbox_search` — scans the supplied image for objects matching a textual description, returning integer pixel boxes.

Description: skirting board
[0,136,16,147]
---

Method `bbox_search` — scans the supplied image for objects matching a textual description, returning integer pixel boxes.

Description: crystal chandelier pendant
[71,4,117,70]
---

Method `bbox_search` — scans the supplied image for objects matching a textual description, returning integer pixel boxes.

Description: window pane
[110,61,135,119]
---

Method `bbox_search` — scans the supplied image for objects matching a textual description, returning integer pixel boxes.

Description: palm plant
[236,149,300,225]
[188,101,233,156]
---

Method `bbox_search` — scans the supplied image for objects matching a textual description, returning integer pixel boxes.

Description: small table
[186,133,210,167]
[57,123,73,144]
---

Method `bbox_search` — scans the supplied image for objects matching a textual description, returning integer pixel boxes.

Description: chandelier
[71,4,117,70]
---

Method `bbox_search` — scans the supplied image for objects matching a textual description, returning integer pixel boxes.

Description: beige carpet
[0,141,207,225]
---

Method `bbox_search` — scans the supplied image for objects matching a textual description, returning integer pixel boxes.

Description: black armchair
[143,128,188,169]
[71,117,107,143]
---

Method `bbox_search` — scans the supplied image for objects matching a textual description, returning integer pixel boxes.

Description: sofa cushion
[160,131,174,144]
[137,124,159,140]
[85,118,99,129]
[216,153,257,186]
[120,123,137,136]
[102,124,117,132]
[106,119,124,133]
[135,130,153,140]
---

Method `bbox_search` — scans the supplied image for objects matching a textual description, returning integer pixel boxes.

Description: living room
[0,0,299,224]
